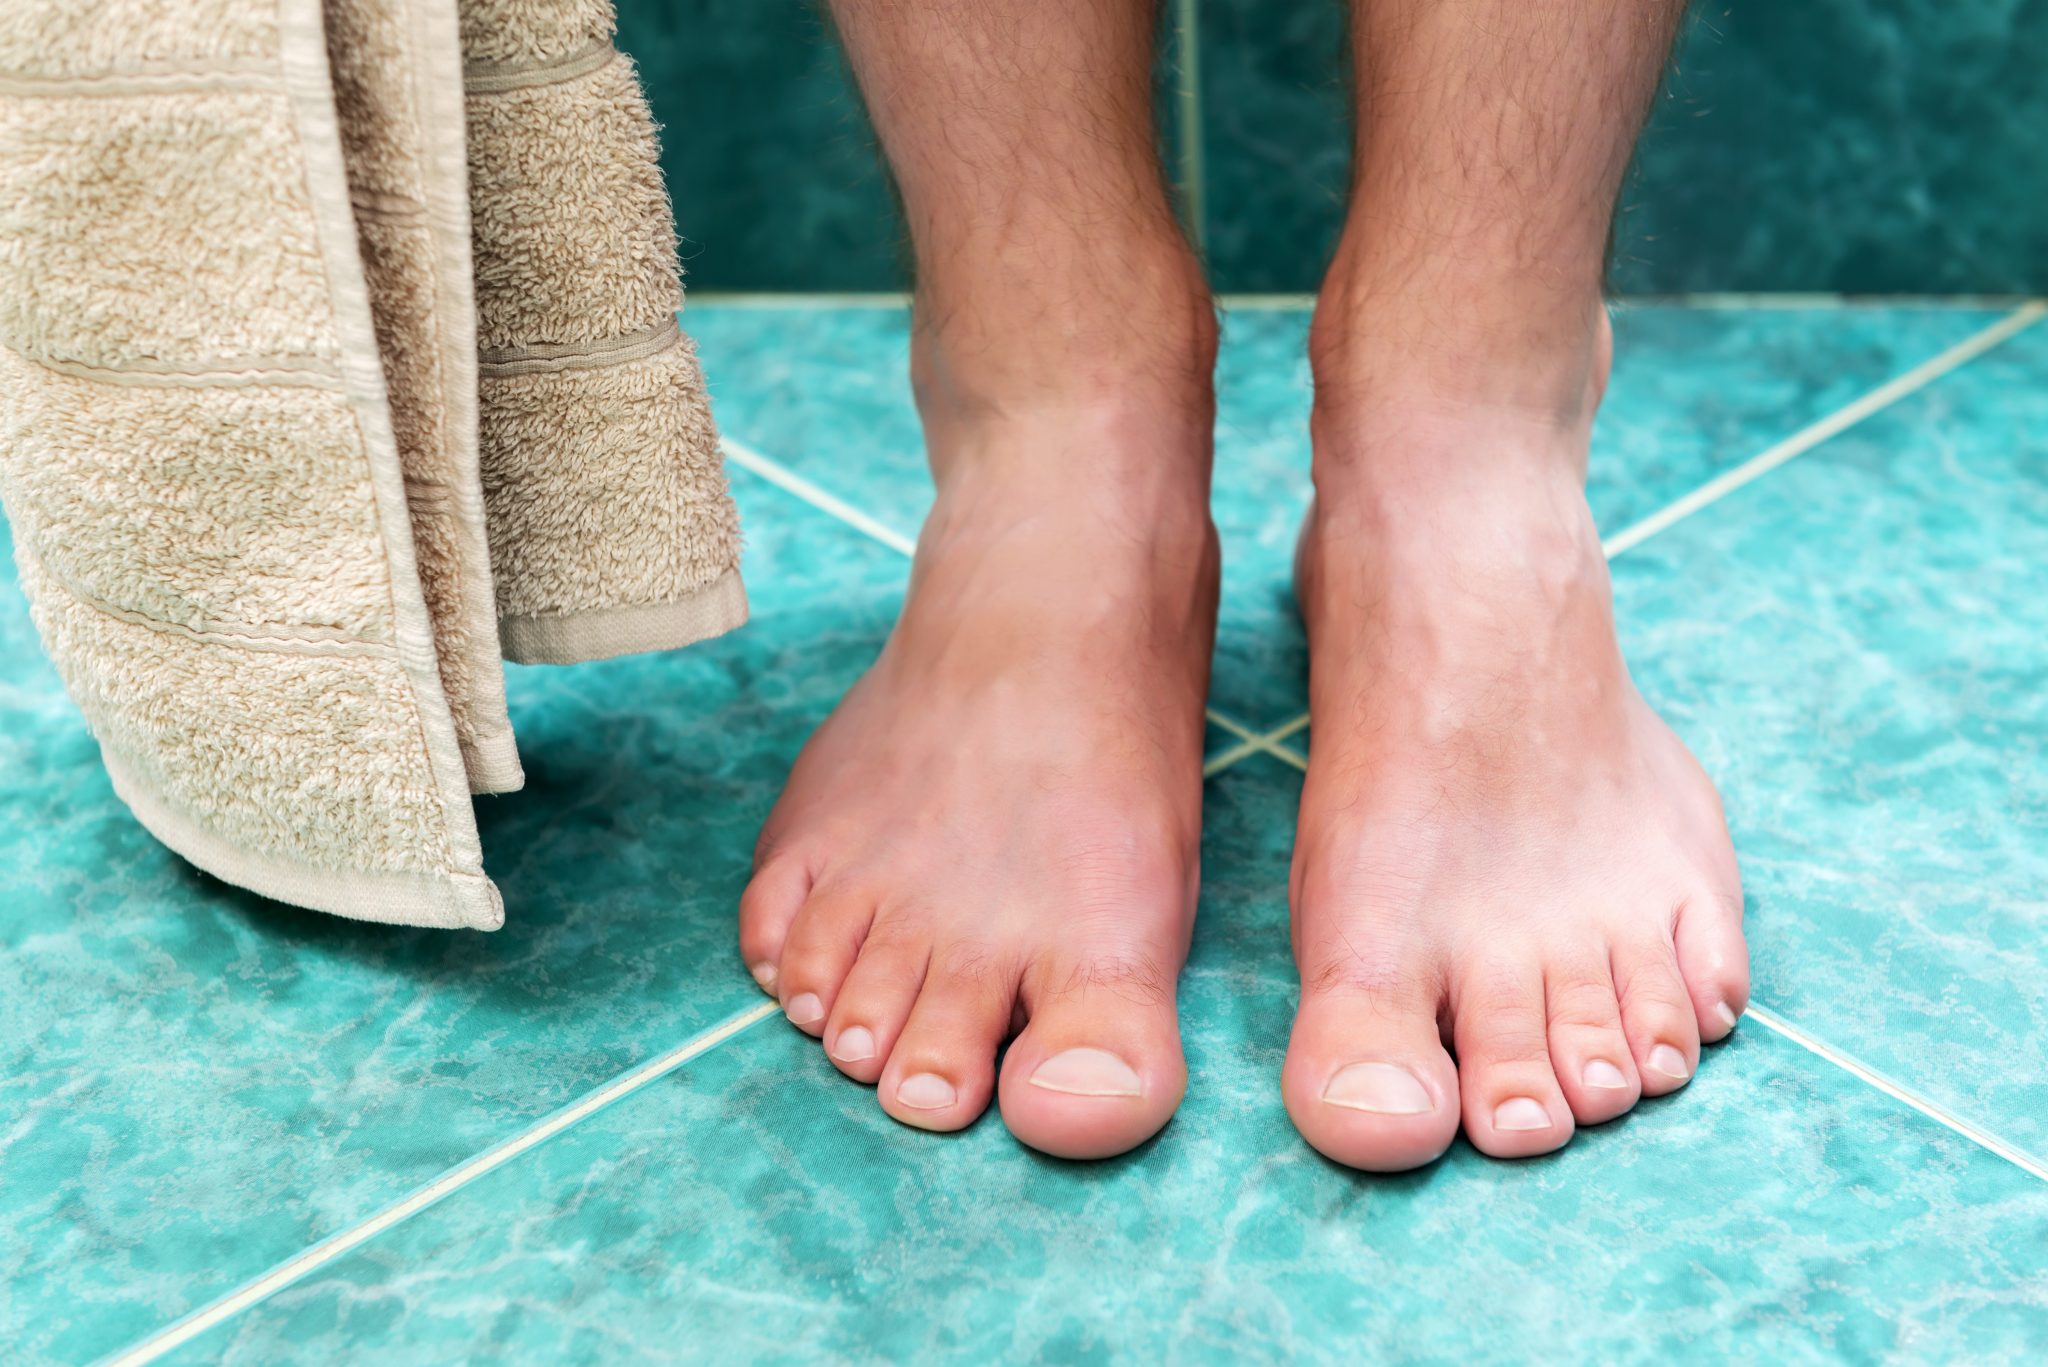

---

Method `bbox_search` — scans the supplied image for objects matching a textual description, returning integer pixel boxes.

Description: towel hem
[498,567,747,665]
[102,747,504,930]
[279,0,492,878]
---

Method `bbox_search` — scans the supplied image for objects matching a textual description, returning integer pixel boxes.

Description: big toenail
[1649,1044,1690,1079]
[1028,1048,1142,1098]
[896,1073,957,1110]
[1493,1097,1552,1131]
[1714,1000,1739,1032]
[1582,1059,1629,1090]
[1322,1062,1433,1115]
[830,1026,875,1063]
[749,962,777,991]
[785,993,824,1026]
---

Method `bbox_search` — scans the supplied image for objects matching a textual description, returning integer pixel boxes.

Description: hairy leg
[1284,0,1750,1170]
[740,0,1219,1160]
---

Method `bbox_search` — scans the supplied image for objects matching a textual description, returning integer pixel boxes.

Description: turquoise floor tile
[0,473,903,1362]
[15,301,2048,1362]
[164,761,2048,1364]
[1613,321,2048,1159]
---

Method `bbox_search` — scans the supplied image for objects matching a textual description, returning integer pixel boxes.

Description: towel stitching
[0,61,281,97]
[460,40,615,95]
[29,568,399,657]
[476,316,680,376]
[6,341,344,391]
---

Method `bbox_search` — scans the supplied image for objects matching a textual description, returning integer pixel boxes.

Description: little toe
[1675,889,1750,1042]
[821,919,929,1084]
[1543,953,1641,1126]
[737,854,813,993]
[1614,933,1703,1096]
[1452,959,1576,1158]
[1283,971,1461,1172]
[774,890,874,1038]
[877,942,1016,1133]
[999,950,1186,1160]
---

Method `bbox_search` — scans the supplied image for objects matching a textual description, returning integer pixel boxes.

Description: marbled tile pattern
[620,1,2048,293]
[0,477,907,1361]
[174,764,2048,1364]
[617,0,903,293]
[4,304,2048,1362]
[1615,323,2048,1161]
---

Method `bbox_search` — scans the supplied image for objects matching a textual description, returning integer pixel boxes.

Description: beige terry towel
[0,0,746,930]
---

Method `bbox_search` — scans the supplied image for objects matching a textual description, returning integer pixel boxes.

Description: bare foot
[739,385,1218,1159]
[1283,306,1750,1170]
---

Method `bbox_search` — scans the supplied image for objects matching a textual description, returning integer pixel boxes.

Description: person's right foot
[739,320,1220,1159]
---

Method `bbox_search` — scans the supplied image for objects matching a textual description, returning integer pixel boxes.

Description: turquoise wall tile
[619,1,903,292]
[0,476,903,1361]
[627,2,2048,294]
[629,2,1199,293]
[1202,0,2048,294]
[1613,320,2048,1158]
[166,762,2048,1363]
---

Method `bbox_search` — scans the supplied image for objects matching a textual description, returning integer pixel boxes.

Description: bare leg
[739,0,1217,1159]
[1284,0,1750,1169]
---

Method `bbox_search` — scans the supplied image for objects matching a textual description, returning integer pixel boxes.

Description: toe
[1000,948,1186,1160]
[737,854,812,993]
[1283,969,1461,1172]
[1675,889,1750,1043]
[1614,932,1703,1096]
[774,889,875,1037]
[820,916,929,1085]
[877,940,1016,1133]
[1451,958,1575,1158]
[1543,951,1641,1126]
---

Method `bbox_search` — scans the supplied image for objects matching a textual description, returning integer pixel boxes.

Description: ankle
[909,243,1217,423]
[1308,243,1612,431]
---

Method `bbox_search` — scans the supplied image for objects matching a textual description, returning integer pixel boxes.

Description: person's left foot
[1282,304,1751,1170]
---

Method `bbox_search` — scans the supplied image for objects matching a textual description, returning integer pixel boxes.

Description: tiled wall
[625,0,2048,295]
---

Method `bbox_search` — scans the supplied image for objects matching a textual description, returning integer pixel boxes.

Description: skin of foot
[738,349,1220,1160]
[1282,304,1751,1170]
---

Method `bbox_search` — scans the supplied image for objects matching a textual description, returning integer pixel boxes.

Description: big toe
[999,955,1186,1160]
[1283,978,1461,1172]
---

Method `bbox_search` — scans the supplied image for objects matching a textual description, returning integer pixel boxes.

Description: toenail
[1582,1059,1629,1090]
[1322,1062,1433,1116]
[1649,1044,1690,1079]
[830,1026,875,1063]
[896,1073,957,1110]
[1493,1097,1552,1131]
[785,992,824,1026]
[749,962,777,991]
[1027,1048,1142,1098]
[1714,1000,1739,1032]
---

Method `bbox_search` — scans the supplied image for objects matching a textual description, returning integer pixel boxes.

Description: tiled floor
[4,299,2046,1364]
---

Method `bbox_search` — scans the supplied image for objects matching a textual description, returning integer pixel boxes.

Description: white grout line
[722,435,1280,768]
[723,437,918,556]
[1601,301,2047,557]
[1744,1004,2048,1185]
[1200,735,1262,777]
[1228,300,2048,758]
[100,1001,783,1367]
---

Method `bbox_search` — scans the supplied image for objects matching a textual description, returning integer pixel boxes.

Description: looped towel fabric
[0,0,747,929]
